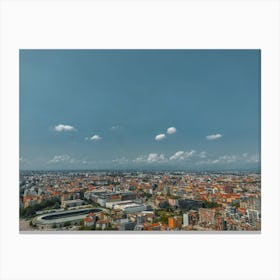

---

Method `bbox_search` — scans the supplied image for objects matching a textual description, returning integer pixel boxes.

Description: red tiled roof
[84,217,93,223]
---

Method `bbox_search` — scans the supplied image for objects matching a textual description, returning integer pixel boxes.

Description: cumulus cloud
[88,135,102,141]
[206,134,223,140]
[155,134,166,141]
[147,153,166,163]
[134,153,166,163]
[48,154,71,163]
[53,124,76,132]
[170,150,196,160]
[166,127,176,135]
[170,151,184,160]
[169,151,185,160]
[91,135,102,141]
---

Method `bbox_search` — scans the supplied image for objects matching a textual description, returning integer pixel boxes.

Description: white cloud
[112,157,129,164]
[199,151,207,158]
[218,155,237,163]
[186,150,196,158]
[197,154,237,165]
[206,134,223,140]
[155,134,166,141]
[147,153,165,163]
[196,153,260,166]
[166,127,176,135]
[133,155,146,163]
[111,125,122,131]
[134,153,166,163]
[85,135,102,141]
[48,154,71,163]
[53,124,76,132]
[170,151,184,160]
[170,150,196,160]
[245,154,260,163]
[48,154,88,165]
[211,155,236,164]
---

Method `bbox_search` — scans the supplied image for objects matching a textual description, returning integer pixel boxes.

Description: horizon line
[20,168,261,173]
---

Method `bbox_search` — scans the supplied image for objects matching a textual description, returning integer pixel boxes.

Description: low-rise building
[61,199,84,208]
[96,220,107,230]
[143,222,161,231]
[84,216,94,227]
[168,216,182,230]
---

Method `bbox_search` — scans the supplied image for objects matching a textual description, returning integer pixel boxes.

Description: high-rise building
[183,213,189,226]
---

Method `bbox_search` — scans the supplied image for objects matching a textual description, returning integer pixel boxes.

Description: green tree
[203,201,221,208]
[79,190,85,199]
[64,221,71,227]
[20,197,61,218]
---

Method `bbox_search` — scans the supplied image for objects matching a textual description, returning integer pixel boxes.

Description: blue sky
[20,50,260,171]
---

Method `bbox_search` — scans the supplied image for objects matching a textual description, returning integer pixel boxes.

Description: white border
[0,0,279,279]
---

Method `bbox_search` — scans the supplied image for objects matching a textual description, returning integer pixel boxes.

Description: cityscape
[20,49,261,232]
[20,170,261,231]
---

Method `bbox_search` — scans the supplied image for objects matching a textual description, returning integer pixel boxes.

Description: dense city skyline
[20,170,261,232]
[20,50,260,171]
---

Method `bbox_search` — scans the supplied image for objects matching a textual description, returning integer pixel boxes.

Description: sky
[20,50,261,171]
